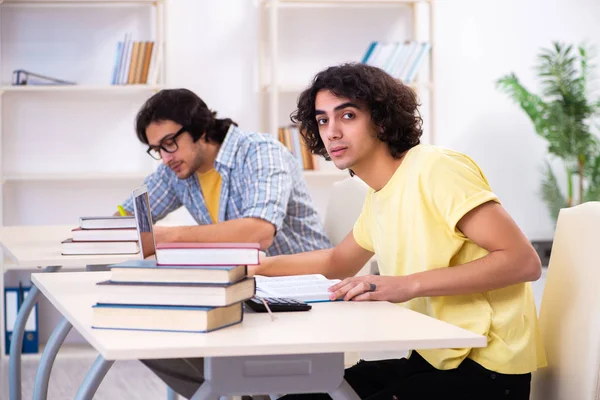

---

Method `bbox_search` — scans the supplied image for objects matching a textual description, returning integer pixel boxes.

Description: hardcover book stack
[61,216,140,255]
[91,242,259,333]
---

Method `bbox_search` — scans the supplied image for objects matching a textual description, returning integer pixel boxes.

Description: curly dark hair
[135,88,237,145]
[291,63,422,160]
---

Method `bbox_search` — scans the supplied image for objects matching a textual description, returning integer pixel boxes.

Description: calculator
[245,297,312,312]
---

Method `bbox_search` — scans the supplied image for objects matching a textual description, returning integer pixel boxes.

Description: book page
[255,274,341,302]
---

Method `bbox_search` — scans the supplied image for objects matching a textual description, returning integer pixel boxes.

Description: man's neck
[353,150,407,192]
[195,141,222,174]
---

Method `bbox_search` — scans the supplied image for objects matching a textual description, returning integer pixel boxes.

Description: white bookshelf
[2,172,150,182]
[0,84,164,93]
[0,0,166,227]
[258,0,435,143]
[0,0,165,358]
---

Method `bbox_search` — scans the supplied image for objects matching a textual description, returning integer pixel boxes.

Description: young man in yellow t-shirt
[254,63,547,399]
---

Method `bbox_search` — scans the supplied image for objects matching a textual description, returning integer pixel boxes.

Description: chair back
[323,176,369,246]
[531,202,600,400]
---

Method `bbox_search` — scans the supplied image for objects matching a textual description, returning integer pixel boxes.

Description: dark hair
[135,88,238,145]
[291,63,422,160]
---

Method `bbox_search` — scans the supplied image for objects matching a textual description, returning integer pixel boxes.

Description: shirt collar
[214,124,241,170]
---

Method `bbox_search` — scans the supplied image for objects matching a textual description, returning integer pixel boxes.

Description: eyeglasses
[146,127,187,160]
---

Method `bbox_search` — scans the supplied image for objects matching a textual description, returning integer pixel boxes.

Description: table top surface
[32,271,487,361]
[0,225,140,269]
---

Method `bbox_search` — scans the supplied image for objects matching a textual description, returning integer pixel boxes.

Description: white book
[255,274,341,303]
[61,239,139,255]
[79,216,136,230]
[72,227,138,241]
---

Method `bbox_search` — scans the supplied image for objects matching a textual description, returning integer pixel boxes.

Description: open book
[255,274,341,303]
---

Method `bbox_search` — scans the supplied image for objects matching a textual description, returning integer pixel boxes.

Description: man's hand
[152,226,177,244]
[328,274,419,303]
[248,252,268,277]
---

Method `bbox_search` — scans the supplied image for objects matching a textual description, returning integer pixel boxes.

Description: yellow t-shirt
[353,144,546,374]
[197,169,222,223]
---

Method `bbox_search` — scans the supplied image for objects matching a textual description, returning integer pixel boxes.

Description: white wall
[165,0,600,240]
[433,0,600,241]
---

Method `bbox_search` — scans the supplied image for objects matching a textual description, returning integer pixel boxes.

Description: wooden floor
[0,355,168,400]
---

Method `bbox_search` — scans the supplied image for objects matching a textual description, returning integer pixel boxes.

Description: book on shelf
[111,33,158,85]
[255,274,341,303]
[95,277,256,307]
[361,40,431,84]
[277,125,318,171]
[61,238,139,255]
[155,242,260,266]
[108,259,248,284]
[79,215,136,230]
[92,302,243,333]
[72,227,138,242]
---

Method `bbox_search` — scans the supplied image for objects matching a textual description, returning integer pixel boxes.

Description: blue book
[91,302,243,333]
[108,259,247,284]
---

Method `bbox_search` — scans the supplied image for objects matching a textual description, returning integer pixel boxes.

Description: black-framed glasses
[146,127,187,160]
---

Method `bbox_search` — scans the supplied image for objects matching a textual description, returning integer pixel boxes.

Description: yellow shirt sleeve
[423,152,499,236]
[352,193,374,252]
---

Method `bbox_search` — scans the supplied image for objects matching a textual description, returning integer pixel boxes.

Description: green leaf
[540,162,568,222]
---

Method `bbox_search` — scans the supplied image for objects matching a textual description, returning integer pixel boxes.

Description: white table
[0,225,141,400]
[32,271,487,400]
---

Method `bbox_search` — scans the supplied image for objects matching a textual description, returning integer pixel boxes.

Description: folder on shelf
[21,286,39,354]
[12,69,76,86]
[3,285,39,355]
[3,288,18,355]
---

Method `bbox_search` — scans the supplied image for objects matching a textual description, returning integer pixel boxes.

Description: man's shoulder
[228,128,288,161]
[233,128,280,147]
[411,144,480,173]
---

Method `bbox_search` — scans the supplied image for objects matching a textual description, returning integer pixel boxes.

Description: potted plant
[496,42,600,264]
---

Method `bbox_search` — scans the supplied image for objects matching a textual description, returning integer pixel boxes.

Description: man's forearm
[411,248,542,298]
[166,218,275,250]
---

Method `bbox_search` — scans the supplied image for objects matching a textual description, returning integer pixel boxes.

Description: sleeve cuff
[448,191,500,234]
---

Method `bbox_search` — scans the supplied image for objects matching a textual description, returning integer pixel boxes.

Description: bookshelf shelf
[0,84,165,93]
[1,0,160,5]
[2,172,150,182]
[271,0,429,6]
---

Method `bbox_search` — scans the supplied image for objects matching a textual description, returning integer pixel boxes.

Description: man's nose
[326,119,342,141]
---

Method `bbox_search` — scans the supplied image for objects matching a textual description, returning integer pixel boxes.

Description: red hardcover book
[156,242,260,266]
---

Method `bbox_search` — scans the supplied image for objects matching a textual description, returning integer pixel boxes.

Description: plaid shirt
[122,125,332,256]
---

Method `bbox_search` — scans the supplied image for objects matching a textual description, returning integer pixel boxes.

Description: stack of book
[91,242,259,333]
[61,216,140,255]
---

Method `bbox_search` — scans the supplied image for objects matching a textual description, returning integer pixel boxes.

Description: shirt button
[490,373,496,379]
[505,389,510,395]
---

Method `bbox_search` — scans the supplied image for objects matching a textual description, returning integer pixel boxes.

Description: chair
[530,201,600,400]
[322,176,375,276]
